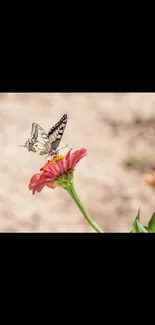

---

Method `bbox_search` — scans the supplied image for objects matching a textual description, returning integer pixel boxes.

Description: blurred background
[1,92,155,232]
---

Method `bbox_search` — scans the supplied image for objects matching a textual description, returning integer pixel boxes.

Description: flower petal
[69,148,88,169]
[62,160,69,173]
[65,148,73,161]
[40,160,52,172]
[57,160,65,174]
[29,171,56,194]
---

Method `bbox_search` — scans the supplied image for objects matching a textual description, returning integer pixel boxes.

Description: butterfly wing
[31,123,52,155]
[47,114,68,151]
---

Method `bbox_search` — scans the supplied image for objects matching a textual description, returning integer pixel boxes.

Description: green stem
[67,184,103,233]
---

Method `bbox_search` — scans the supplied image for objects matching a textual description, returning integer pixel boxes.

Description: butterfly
[19,114,68,158]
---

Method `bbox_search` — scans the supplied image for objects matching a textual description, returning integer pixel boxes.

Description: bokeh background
[1,92,155,232]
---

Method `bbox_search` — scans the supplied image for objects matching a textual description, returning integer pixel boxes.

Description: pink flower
[29,148,88,195]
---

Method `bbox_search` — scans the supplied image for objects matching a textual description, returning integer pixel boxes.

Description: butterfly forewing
[48,114,68,151]
[31,123,52,154]
[31,123,38,140]
[31,123,47,143]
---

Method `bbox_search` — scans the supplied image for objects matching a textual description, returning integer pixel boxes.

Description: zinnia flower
[29,148,88,195]
[28,147,103,233]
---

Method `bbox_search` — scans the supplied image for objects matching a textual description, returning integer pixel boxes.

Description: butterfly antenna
[58,144,68,151]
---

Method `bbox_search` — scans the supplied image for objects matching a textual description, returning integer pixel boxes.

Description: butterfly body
[22,114,68,157]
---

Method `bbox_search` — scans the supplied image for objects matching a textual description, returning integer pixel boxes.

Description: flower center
[52,155,65,163]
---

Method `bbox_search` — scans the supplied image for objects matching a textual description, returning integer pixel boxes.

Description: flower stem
[67,184,103,233]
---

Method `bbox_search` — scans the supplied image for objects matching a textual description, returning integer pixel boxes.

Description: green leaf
[131,209,148,232]
[148,212,155,232]
[132,209,141,233]
[135,220,148,233]
[136,208,140,221]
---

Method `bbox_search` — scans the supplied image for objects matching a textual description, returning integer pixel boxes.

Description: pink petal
[57,160,64,174]
[65,148,73,160]
[46,183,56,189]
[48,162,61,176]
[62,160,69,173]
[71,149,88,168]
[65,155,73,170]
[40,160,52,172]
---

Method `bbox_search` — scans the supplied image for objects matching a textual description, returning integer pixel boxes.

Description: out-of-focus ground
[1,93,155,232]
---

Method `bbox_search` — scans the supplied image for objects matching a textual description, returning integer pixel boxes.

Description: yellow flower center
[52,155,65,163]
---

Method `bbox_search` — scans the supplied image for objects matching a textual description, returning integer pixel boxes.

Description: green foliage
[132,210,155,233]
[132,209,147,233]
[147,213,155,232]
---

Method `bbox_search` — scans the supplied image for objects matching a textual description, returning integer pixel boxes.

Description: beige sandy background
[1,92,155,232]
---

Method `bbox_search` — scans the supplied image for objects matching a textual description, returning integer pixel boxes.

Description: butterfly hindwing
[47,114,68,151]
[31,123,52,154]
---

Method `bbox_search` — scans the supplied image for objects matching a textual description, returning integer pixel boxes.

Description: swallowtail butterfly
[20,114,68,157]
